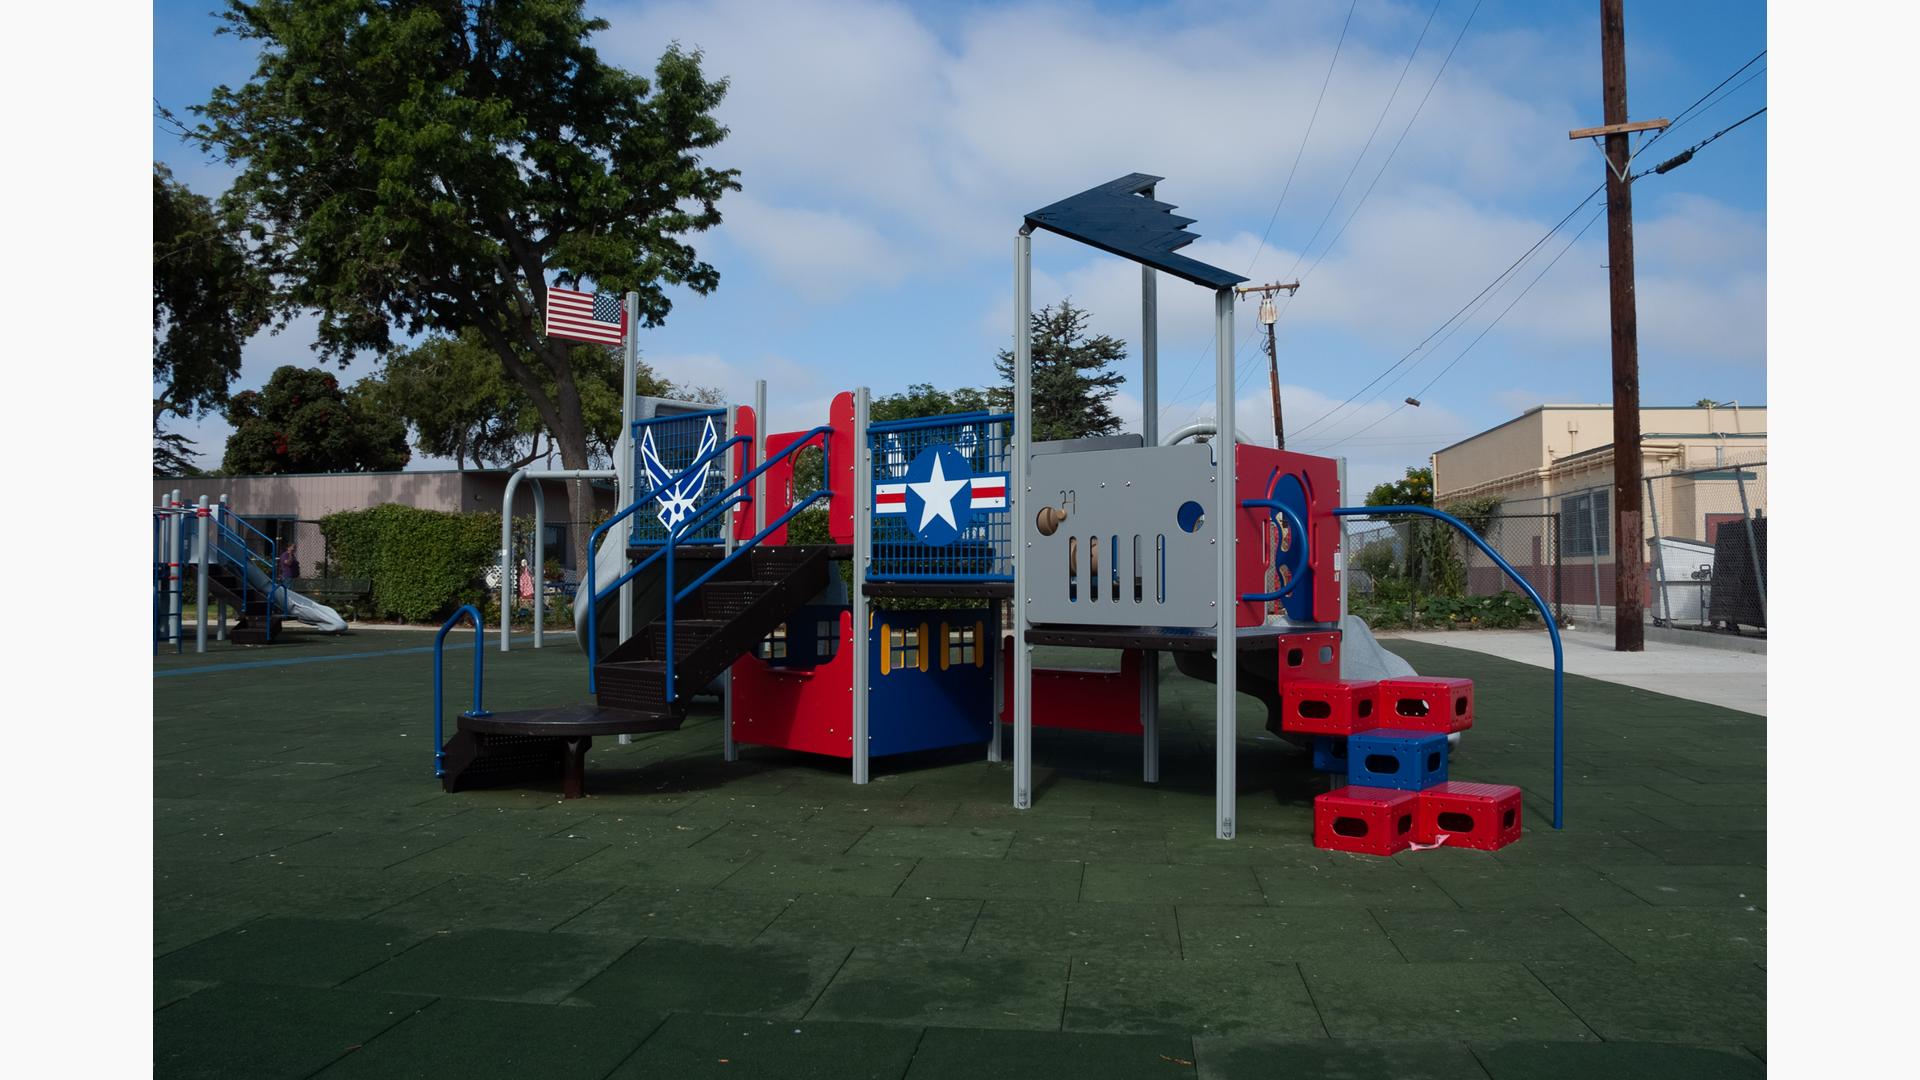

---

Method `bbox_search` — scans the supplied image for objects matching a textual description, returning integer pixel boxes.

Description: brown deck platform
[447,705,686,799]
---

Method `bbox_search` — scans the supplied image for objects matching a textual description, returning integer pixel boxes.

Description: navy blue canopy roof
[1024,174,1247,290]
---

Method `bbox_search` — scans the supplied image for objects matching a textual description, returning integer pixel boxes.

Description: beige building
[152,468,616,573]
[1431,404,1766,609]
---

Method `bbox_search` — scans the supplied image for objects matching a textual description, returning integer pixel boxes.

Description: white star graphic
[909,453,970,533]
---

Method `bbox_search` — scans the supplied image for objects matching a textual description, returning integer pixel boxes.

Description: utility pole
[1570,0,1666,652]
[1234,280,1300,448]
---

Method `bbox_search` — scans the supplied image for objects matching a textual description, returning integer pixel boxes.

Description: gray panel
[1032,433,1145,457]
[1025,444,1219,628]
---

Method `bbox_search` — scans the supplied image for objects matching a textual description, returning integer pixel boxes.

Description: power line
[1299,201,1606,453]
[1635,106,1767,179]
[1160,1,1358,413]
[1286,47,1767,442]
[1227,0,1482,405]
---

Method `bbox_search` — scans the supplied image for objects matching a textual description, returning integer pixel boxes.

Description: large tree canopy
[193,0,739,558]
[153,162,272,473]
[993,300,1127,442]
[222,366,410,474]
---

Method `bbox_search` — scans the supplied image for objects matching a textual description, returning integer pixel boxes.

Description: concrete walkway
[1385,627,1767,715]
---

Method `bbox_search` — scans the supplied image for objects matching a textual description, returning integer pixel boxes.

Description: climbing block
[1377,677,1474,733]
[1414,781,1523,850]
[1347,729,1449,791]
[1311,735,1348,774]
[1280,679,1380,736]
[1275,630,1342,683]
[1314,786,1419,856]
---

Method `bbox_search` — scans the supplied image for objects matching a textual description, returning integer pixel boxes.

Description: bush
[320,504,501,623]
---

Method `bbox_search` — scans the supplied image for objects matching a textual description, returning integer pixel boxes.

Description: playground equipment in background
[152,490,347,653]
[434,172,1565,844]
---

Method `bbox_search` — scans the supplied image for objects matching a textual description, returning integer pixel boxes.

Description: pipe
[500,467,615,652]
[1012,230,1033,810]
[1212,287,1237,841]
[1161,421,1255,449]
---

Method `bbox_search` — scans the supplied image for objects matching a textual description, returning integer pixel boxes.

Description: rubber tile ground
[154,634,1764,1077]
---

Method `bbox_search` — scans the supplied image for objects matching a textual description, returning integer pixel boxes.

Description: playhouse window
[889,625,918,672]
[816,619,838,659]
[761,623,788,660]
[949,624,976,667]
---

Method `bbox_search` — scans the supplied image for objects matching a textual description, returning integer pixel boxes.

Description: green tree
[1365,466,1434,507]
[221,366,410,474]
[190,0,739,566]
[992,301,1126,441]
[871,382,993,424]
[153,162,272,474]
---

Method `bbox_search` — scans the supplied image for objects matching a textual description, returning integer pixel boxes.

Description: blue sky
[152,0,1766,494]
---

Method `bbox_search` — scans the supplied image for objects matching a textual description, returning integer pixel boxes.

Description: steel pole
[169,489,183,647]
[1735,471,1765,615]
[530,481,547,648]
[1214,289,1238,840]
[721,406,738,764]
[620,292,640,647]
[1645,475,1670,622]
[195,496,210,653]
[851,387,873,784]
[1140,261,1161,784]
[216,494,229,639]
[754,379,768,533]
[1012,230,1034,810]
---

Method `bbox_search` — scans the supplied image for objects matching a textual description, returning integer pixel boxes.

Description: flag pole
[619,292,638,647]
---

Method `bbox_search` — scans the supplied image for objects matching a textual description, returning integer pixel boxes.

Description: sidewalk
[1384,626,1767,715]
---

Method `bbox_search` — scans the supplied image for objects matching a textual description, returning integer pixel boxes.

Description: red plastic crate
[1413,781,1522,850]
[1275,631,1342,683]
[1378,677,1474,733]
[1313,785,1418,856]
[1280,679,1380,736]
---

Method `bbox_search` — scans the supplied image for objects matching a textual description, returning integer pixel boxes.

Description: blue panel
[630,408,731,546]
[1311,735,1348,774]
[867,609,994,756]
[1347,729,1449,791]
[1024,174,1248,290]
[868,413,1014,583]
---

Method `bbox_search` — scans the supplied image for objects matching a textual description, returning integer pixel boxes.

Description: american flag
[545,286,626,345]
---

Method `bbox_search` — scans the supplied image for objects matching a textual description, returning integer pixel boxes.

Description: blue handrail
[432,605,489,777]
[868,410,1012,434]
[1239,498,1310,602]
[587,424,834,697]
[212,505,284,640]
[1327,504,1565,830]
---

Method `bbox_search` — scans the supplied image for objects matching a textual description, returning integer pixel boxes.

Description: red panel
[829,390,855,543]
[1274,630,1341,684]
[731,404,756,542]
[1378,677,1474,734]
[1280,679,1380,736]
[757,430,807,545]
[1313,786,1418,857]
[1233,445,1342,626]
[730,610,855,758]
[1001,639,1143,734]
[1413,781,1522,850]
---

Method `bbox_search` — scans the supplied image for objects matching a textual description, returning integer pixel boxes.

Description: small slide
[573,531,629,651]
[227,557,349,633]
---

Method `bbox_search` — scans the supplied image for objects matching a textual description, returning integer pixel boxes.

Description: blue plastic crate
[1312,735,1348,774]
[1346,729,1449,791]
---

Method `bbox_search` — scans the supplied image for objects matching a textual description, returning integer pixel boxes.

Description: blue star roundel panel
[874,444,1009,547]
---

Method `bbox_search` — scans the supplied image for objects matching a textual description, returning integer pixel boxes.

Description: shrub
[320,504,502,623]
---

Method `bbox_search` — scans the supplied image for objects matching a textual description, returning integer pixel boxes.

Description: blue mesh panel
[868,413,1014,582]
[631,409,731,546]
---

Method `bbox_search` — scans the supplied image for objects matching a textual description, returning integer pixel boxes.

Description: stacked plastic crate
[1281,676,1523,855]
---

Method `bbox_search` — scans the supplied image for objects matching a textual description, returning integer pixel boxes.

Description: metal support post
[987,597,1004,762]
[1337,458,1350,623]
[619,292,640,647]
[195,496,210,653]
[216,494,229,640]
[1012,230,1034,810]
[754,379,768,533]
[1213,289,1238,840]
[530,482,547,647]
[169,489,183,646]
[851,386,873,784]
[721,405,738,764]
[1140,261,1161,784]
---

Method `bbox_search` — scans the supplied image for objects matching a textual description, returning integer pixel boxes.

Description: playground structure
[152,489,347,653]
[446,173,1564,845]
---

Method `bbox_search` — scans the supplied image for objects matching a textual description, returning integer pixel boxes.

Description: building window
[1561,490,1610,557]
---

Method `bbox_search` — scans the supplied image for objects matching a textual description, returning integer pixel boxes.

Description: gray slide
[232,557,348,632]
[1338,614,1417,681]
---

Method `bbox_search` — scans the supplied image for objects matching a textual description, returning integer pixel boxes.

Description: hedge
[319,504,502,623]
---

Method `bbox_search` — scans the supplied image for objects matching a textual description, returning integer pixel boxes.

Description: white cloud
[716,195,908,300]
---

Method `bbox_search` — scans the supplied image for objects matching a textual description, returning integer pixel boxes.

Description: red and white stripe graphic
[875,482,908,515]
[545,286,627,345]
[968,476,1007,509]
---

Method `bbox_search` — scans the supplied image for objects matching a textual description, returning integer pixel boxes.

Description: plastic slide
[232,557,349,633]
